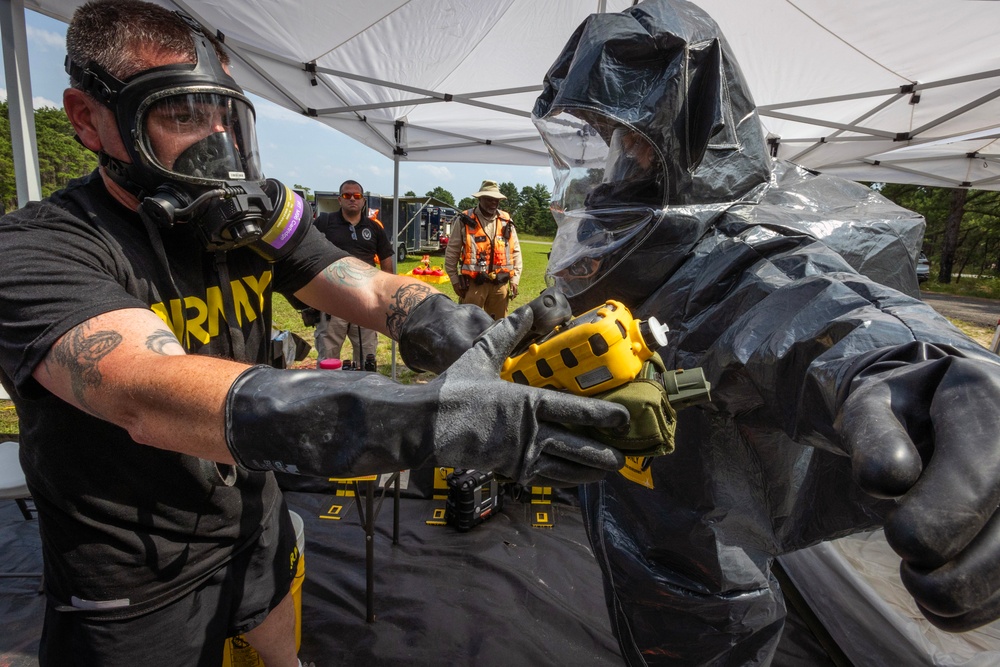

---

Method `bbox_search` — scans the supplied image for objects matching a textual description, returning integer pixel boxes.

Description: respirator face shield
[130,86,294,254]
[67,25,309,258]
[537,111,666,305]
[124,78,281,252]
[135,87,262,186]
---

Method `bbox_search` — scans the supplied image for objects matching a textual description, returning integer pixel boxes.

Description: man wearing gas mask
[530,0,1000,664]
[0,1,627,665]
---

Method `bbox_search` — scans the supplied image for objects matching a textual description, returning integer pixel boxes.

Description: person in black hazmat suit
[531,0,1000,664]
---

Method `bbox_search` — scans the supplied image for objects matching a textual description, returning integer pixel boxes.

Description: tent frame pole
[1,0,42,208]
[390,121,404,382]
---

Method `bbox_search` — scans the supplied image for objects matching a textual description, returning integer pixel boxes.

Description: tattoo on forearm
[324,258,379,286]
[50,324,122,414]
[387,283,434,339]
[146,329,181,355]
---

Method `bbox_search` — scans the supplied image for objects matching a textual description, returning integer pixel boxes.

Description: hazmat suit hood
[533,0,771,310]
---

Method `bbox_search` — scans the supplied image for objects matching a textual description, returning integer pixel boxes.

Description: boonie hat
[472,180,507,200]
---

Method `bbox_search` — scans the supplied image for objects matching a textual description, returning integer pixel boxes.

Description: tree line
[5,100,999,278]
[0,102,98,213]
[877,183,1000,284]
[417,183,557,236]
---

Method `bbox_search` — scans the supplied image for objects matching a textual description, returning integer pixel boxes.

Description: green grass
[918,276,1000,347]
[0,401,17,437]
[922,276,1000,300]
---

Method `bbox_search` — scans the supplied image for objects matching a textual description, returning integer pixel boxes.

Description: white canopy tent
[4,0,1000,209]
[4,2,1000,662]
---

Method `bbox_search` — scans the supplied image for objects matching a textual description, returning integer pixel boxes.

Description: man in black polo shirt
[313,179,394,369]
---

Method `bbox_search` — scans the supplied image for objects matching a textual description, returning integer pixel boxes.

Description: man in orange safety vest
[444,180,523,319]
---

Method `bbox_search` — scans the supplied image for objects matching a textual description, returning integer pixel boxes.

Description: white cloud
[33,96,61,109]
[0,89,61,109]
[416,164,455,182]
[26,25,65,50]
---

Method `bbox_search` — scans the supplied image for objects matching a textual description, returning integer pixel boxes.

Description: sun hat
[472,180,507,199]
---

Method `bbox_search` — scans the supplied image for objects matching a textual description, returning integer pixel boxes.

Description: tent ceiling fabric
[21,0,1000,189]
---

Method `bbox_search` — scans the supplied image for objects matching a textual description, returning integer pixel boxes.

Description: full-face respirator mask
[66,17,309,261]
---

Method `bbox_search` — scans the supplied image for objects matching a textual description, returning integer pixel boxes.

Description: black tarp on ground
[0,489,835,666]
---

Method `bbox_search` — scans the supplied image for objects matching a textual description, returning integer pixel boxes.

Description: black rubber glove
[226,301,628,486]
[838,347,1000,631]
[398,293,492,373]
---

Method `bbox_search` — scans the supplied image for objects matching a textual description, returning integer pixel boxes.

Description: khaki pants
[461,281,511,320]
[315,313,378,367]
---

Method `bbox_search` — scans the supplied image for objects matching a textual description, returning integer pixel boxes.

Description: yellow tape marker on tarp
[619,456,654,489]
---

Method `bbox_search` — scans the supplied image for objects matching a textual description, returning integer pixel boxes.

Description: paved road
[920,290,1000,328]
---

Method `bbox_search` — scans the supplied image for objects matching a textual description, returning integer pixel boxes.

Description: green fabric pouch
[591,353,677,457]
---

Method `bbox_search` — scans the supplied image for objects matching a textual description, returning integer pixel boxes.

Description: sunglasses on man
[340,192,364,200]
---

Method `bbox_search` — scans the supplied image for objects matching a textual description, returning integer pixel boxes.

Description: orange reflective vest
[458,209,514,281]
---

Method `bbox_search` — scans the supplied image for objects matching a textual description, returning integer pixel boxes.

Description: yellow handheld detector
[501,298,669,397]
[502,289,711,487]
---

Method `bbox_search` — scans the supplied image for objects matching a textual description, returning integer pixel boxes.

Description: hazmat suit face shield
[539,111,672,310]
[591,126,667,208]
[539,112,666,211]
[545,206,663,303]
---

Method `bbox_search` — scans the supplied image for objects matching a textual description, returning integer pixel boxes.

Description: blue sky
[1,9,555,202]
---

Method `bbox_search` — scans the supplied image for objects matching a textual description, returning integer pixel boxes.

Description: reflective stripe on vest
[459,209,513,279]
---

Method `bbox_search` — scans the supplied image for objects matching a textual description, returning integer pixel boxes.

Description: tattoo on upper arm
[323,258,379,286]
[387,283,434,339]
[50,323,122,414]
[146,329,181,355]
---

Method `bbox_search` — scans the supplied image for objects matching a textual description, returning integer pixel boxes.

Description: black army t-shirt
[314,209,393,267]
[0,171,346,617]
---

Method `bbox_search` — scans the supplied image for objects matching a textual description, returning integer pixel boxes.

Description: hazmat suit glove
[837,347,1000,631]
[423,302,629,484]
[398,293,492,374]
[225,301,628,487]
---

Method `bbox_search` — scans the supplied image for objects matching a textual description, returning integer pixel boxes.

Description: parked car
[916,252,931,283]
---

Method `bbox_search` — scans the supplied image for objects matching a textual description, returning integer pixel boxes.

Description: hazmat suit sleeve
[698,214,1000,630]
[580,212,1000,664]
